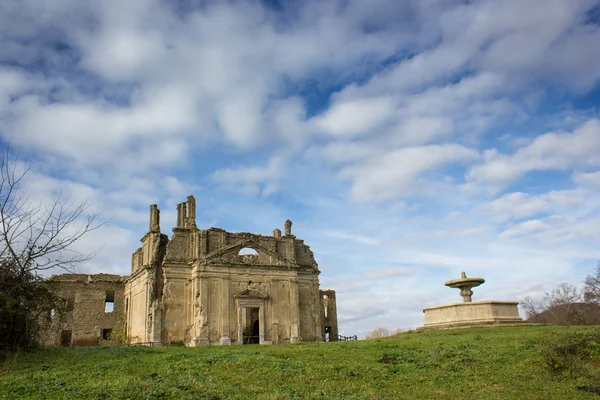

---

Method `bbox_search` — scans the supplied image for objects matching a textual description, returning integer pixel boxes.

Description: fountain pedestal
[420,272,523,330]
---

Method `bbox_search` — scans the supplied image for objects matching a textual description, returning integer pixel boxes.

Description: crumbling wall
[43,274,125,346]
[45,195,338,348]
[320,289,338,341]
[195,228,318,271]
[125,203,170,345]
[125,269,149,344]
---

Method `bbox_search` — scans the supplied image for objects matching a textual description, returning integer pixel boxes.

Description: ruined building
[43,195,338,346]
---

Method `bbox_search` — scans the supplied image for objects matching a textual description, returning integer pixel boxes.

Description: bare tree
[365,327,405,339]
[523,283,586,325]
[0,154,101,275]
[584,261,600,304]
[365,327,390,339]
[0,149,102,354]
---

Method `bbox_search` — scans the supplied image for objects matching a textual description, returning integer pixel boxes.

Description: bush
[538,329,600,378]
[365,327,404,339]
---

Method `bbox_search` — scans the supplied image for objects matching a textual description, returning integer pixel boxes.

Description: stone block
[421,300,523,329]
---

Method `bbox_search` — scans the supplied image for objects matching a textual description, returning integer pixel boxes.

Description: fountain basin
[444,272,485,302]
[444,277,485,289]
[421,300,523,329]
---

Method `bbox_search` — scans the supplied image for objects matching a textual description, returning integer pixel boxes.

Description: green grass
[1,325,600,399]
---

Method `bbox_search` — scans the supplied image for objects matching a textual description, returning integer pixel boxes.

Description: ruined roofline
[149,196,299,240]
[148,194,302,239]
[201,227,303,240]
[47,273,127,283]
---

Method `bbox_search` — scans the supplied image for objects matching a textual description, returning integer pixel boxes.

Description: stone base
[421,300,523,329]
[219,336,231,345]
[187,339,210,347]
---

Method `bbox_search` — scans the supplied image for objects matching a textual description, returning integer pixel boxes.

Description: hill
[527,302,600,325]
[1,325,599,399]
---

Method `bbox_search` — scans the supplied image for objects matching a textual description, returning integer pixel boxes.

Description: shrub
[365,327,404,340]
[538,329,600,378]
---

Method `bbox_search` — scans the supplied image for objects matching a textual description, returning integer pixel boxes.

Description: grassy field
[1,325,599,399]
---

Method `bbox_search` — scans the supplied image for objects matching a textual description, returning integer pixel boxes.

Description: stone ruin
[420,272,523,329]
[43,195,338,346]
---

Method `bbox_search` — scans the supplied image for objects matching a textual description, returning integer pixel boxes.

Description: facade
[42,274,125,346]
[44,195,338,346]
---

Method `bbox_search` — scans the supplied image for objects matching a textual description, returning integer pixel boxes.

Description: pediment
[203,239,293,267]
[234,288,269,299]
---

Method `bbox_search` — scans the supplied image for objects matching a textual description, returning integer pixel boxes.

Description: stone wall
[44,195,338,347]
[320,289,338,341]
[422,300,523,329]
[42,274,125,346]
[124,196,338,346]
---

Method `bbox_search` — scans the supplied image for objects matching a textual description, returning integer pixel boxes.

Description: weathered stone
[41,274,125,346]
[284,219,293,236]
[422,301,523,328]
[420,272,523,330]
[444,272,485,302]
[43,195,338,346]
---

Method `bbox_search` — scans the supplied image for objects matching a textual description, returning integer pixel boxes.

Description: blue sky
[1,0,600,337]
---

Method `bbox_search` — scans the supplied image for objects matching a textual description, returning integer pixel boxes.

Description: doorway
[235,297,267,345]
[243,307,260,344]
[60,330,72,346]
[325,326,331,342]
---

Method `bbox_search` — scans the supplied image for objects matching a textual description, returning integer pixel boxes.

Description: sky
[1,0,600,338]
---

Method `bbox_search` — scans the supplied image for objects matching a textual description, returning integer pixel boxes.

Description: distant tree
[584,261,600,304]
[0,149,101,355]
[365,327,404,339]
[390,328,404,336]
[365,327,390,339]
[523,283,588,325]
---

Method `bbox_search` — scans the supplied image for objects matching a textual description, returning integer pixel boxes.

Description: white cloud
[360,265,418,280]
[388,116,455,146]
[484,190,586,222]
[496,215,600,251]
[210,156,285,197]
[343,144,478,202]
[81,28,166,81]
[468,119,600,187]
[573,170,600,188]
[320,230,379,246]
[312,97,395,137]
[499,219,552,239]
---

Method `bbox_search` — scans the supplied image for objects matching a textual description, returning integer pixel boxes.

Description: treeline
[522,262,600,326]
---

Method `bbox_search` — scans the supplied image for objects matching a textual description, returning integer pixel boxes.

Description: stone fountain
[445,272,485,302]
[419,271,523,330]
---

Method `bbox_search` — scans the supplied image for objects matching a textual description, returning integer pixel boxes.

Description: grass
[1,325,600,399]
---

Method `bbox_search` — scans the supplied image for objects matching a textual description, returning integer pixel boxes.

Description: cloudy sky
[2,0,600,337]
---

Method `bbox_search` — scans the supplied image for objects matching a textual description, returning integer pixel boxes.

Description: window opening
[239,248,258,255]
[105,291,115,313]
[65,298,74,312]
[102,328,113,340]
[60,330,72,346]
